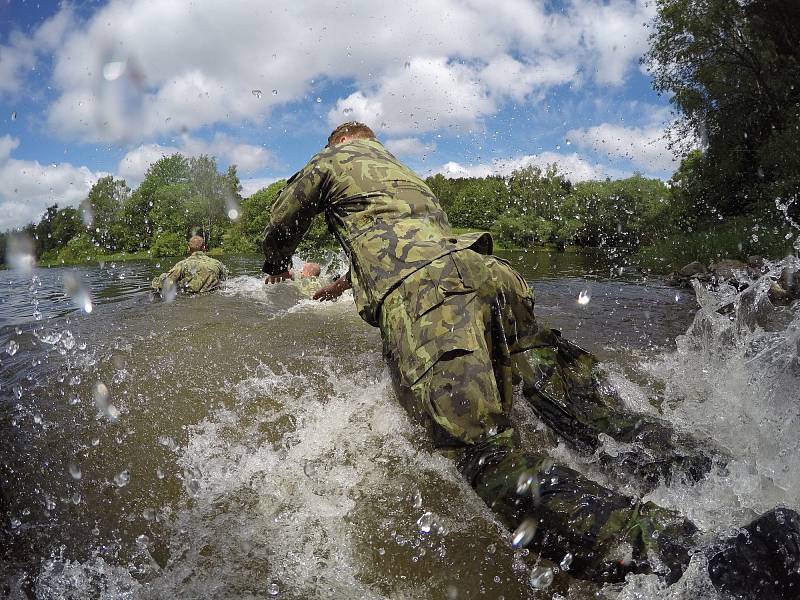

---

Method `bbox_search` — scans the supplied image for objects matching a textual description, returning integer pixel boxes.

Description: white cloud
[117,134,272,187]
[385,137,435,157]
[566,122,678,172]
[241,177,283,198]
[433,151,613,182]
[0,7,74,95]
[178,133,272,174]
[328,57,497,134]
[36,0,656,142]
[0,135,21,162]
[0,136,106,230]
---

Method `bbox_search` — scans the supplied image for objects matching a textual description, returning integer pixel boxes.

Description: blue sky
[0,0,680,230]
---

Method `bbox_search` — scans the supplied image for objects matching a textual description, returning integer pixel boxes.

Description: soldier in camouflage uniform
[260,122,800,596]
[151,235,227,295]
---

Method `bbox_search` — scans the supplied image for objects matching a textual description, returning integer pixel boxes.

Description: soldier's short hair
[188,235,206,253]
[327,122,375,146]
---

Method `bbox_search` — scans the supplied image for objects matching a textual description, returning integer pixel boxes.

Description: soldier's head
[327,122,375,147]
[187,235,206,255]
[300,262,321,278]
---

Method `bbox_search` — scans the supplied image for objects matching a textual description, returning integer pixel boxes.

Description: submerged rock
[679,261,708,278]
[709,259,748,281]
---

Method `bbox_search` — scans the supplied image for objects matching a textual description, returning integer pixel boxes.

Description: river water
[1,250,798,599]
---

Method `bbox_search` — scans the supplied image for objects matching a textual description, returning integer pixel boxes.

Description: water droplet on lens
[102,60,126,81]
[316,97,322,103]
[71,492,81,505]
[93,382,109,409]
[417,511,435,534]
[559,552,573,571]
[11,111,17,120]
[343,107,353,114]
[113,470,130,488]
[271,89,278,95]
[529,566,554,589]
[267,581,280,596]
[577,289,591,305]
[516,472,534,495]
[227,208,239,220]
[252,89,262,98]
[68,463,82,480]
[105,404,120,420]
[512,518,537,548]
[6,340,19,356]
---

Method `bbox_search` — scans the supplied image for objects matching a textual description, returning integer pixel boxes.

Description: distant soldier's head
[327,122,375,147]
[187,235,206,255]
[300,262,321,278]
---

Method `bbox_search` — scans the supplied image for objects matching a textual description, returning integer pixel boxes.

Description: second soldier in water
[151,235,227,296]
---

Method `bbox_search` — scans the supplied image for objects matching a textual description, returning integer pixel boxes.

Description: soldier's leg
[457,435,697,584]
[380,279,698,583]
[513,331,721,485]
[457,435,800,596]
[404,340,700,584]
[476,254,722,484]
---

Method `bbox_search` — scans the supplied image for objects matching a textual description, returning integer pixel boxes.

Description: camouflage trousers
[379,249,714,582]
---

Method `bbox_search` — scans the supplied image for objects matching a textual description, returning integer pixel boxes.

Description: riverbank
[34,247,232,268]
[21,220,795,277]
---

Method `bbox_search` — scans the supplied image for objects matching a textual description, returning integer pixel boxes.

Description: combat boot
[707,507,800,599]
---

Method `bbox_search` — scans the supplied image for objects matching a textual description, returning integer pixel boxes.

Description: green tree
[150,232,187,257]
[506,165,572,241]
[35,205,84,259]
[644,0,800,216]
[185,155,240,246]
[81,176,130,251]
[236,180,286,248]
[151,183,192,236]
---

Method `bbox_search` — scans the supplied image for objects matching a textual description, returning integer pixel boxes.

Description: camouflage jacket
[261,138,492,325]
[151,251,227,294]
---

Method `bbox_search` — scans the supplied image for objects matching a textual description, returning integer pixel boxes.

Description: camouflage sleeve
[261,157,329,274]
[152,262,185,291]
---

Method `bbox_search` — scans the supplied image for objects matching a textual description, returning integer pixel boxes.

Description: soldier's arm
[312,270,352,301]
[261,158,329,276]
[151,262,184,293]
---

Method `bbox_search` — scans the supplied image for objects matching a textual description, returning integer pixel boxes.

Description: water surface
[1,250,797,599]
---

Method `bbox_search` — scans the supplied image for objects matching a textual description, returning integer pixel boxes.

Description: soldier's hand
[264,270,292,284]
[313,276,351,301]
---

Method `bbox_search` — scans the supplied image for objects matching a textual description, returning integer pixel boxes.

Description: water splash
[640,257,800,530]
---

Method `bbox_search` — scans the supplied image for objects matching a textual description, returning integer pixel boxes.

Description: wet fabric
[151,251,227,294]
[380,249,709,582]
[457,436,698,584]
[260,138,491,325]
[379,250,536,445]
[380,248,717,483]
